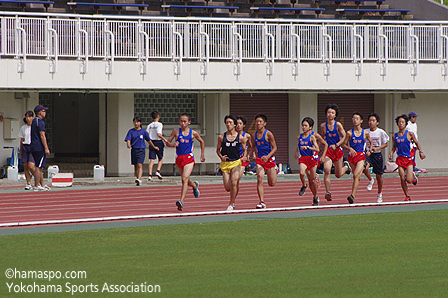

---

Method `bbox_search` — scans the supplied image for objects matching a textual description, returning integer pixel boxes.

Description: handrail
[409,26,419,76]
[172,22,183,75]
[78,19,88,74]
[291,31,300,76]
[322,26,332,76]
[15,18,26,73]
[138,22,149,75]
[104,27,114,74]
[199,23,209,75]
[264,24,274,76]
[3,13,448,78]
[378,26,388,76]
[232,24,242,75]
[440,31,448,76]
[47,24,58,74]
[3,10,448,25]
[353,26,363,76]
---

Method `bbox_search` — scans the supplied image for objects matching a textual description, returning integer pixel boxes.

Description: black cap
[34,105,48,114]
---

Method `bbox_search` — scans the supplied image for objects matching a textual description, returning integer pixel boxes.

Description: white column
[98,93,107,166]
[106,93,134,176]
[288,93,318,171]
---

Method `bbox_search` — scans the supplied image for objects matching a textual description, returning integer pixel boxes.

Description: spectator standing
[146,111,167,181]
[30,105,51,191]
[18,110,35,190]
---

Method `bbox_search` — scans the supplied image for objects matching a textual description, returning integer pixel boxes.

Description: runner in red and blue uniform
[294,117,327,206]
[343,112,373,204]
[388,114,426,201]
[250,114,277,209]
[166,113,205,211]
[320,104,351,201]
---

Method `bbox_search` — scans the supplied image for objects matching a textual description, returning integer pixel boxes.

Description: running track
[0,176,447,227]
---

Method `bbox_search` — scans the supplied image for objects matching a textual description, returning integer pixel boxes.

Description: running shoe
[256,201,266,209]
[344,160,352,175]
[148,175,152,182]
[135,179,142,186]
[404,196,411,201]
[347,195,355,204]
[193,181,200,198]
[226,205,234,211]
[325,192,332,201]
[176,200,184,211]
[377,193,383,203]
[24,184,32,190]
[43,185,51,191]
[231,203,236,209]
[367,179,375,191]
[156,171,163,180]
[412,172,418,185]
[33,186,45,192]
[299,185,307,196]
[312,197,319,206]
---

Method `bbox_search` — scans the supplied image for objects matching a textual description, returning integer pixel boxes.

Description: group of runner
[125,104,426,211]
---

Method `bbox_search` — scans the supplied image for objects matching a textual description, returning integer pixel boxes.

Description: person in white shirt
[363,113,389,203]
[18,111,35,190]
[146,111,167,181]
[406,112,426,172]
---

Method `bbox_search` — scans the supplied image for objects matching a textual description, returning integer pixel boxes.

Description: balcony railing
[2,11,448,77]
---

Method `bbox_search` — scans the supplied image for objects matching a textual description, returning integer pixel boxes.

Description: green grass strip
[2,210,448,297]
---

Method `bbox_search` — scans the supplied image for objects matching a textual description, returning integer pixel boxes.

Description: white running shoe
[43,185,51,191]
[24,184,32,190]
[155,171,163,180]
[377,193,383,203]
[34,186,45,192]
[256,201,266,209]
[226,205,234,211]
[135,179,142,186]
[367,179,375,191]
[148,175,152,182]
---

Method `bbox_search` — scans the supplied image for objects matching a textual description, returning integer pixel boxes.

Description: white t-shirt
[406,121,418,141]
[366,127,389,151]
[18,124,31,145]
[146,121,163,140]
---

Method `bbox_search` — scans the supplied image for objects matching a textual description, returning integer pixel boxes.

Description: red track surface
[0,176,447,226]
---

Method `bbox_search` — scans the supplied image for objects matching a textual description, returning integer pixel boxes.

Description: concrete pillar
[288,93,318,171]
[106,93,134,176]
[200,93,230,174]
[99,93,107,166]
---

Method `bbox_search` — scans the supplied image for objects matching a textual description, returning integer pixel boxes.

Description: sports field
[2,209,448,297]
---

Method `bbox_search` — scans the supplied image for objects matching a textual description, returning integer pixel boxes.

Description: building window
[134,93,198,125]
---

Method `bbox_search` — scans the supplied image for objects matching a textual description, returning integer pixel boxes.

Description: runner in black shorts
[363,113,389,203]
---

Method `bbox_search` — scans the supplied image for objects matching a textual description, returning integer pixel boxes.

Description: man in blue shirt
[30,104,51,191]
[125,116,154,186]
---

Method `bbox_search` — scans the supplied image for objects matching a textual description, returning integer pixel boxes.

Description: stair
[46,157,99,178]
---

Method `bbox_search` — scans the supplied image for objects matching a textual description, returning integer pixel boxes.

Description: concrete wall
[393,92,448,169]
[0,93,38,168]
[2,59,448,92]
[389,0,448,20]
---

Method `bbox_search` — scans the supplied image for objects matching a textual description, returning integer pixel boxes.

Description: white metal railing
[2,12,448,76]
